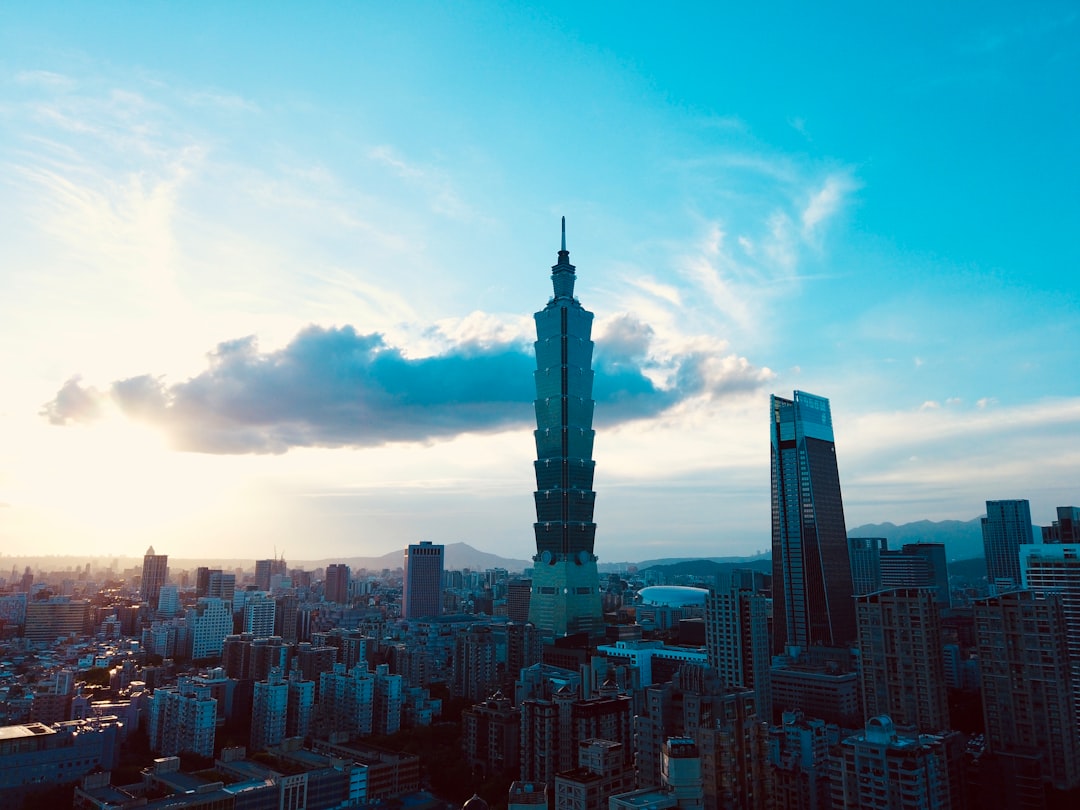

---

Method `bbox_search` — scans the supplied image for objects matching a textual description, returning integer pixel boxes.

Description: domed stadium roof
[637,585,709,606]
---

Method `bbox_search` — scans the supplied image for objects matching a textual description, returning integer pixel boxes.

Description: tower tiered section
[527,219,603,640]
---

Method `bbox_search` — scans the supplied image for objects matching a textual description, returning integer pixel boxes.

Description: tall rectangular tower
[141,546,168,607]
[771,391,855,652]
[982,499,1033,594]
[528,220,603,640]
[403,541,444,620]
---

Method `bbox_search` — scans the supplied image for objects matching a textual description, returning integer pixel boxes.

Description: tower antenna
[561,216,566,251]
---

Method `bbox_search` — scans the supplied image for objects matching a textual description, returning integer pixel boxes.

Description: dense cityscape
[2,233,1078,810]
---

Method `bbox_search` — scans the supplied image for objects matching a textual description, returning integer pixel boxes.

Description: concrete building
[829,716,963,810]
[188,597,233,660]
[463,690,521,779]
[251,667,289,752]
[325,563,351,604]
[768,710,831,810]
[974,590,1080,792]
[318,663,374,739]
[372,663,403,736]
[147,678,217,757]
[243,591,277,638]
[286,668,316,740]
[553,738,634,810]
[704,571,771,721]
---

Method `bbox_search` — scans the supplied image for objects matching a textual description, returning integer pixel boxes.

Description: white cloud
[801,172,859,238]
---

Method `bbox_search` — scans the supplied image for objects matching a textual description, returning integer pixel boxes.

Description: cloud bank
[44,319,771,454]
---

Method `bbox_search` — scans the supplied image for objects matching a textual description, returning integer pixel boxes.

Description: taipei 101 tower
[527,219,603,640]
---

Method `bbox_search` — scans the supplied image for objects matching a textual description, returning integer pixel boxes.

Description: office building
[23,598,91,643]
[829,716,963,810]
[156,583,179,616]
[528,220,604,640]
[881,543,950,608]
[325,563,351,604]
[974,590,1080,791]
[507,578,532,623]
[770,391,855,651]
[255,557,287,592]
[856,588,949,732]
[141,546,168,607]
[1042,505,1080,544]
[982,499,1033,594]
[847,537,887,596]
[402,541,444,620]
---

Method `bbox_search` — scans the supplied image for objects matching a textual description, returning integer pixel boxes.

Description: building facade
[856,587,949,732]
[141,546,168,607]
[402,541,444,620]
[770,391,855,652]
[528,220,603,640]
[982,499,1033,594]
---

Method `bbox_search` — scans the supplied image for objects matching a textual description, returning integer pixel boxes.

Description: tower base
[527,556,603,641]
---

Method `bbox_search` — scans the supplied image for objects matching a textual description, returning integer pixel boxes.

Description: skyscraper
[528,220,603,640]
[402,541,444,620]
[141,546,168,607]
[325,563,351,604]
[982,499,1033,594]
[770,391,855,652]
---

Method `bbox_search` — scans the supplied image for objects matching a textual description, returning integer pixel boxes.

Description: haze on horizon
[1,3,1077,564]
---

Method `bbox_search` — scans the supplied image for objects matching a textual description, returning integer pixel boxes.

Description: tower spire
[561,216,566,252]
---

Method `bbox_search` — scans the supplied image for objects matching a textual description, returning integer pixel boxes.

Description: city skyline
[1,4,1078,562]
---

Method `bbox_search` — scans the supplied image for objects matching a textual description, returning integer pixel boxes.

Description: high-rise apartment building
[141,546,168,607]
[243,592,276,637]
[981,499,1033,594]
[254,557,287,592]
[187,597,233,660]
[528,220,603,640]
[704,572,771,722]
[829,716,963,810]
[1021,542,1080,734]
[770,391,855,652]
[251,668,289,752]
[402,541,444,620]
[974,590,1080,791]
[325,563,351,604]
[856,588,949,732]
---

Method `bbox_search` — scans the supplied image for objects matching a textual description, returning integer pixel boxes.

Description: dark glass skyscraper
[527,219,603,640]
[982,498,1033,594]
[771,391,855,652]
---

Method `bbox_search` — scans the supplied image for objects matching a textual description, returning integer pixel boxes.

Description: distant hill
[848,517,1028,562]
[313,542,531,574]
[636,557,772,583]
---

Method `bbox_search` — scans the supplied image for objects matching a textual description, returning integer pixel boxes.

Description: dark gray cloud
[43,321,770,453]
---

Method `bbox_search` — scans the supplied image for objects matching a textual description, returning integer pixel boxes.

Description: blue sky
[1,2,1077,563]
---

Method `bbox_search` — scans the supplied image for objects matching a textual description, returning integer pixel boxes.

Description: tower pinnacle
[561,216,566,252]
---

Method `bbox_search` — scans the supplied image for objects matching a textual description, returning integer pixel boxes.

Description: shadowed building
[982,499,1033,594]
[403,542,444,620]
[141,546,168,607]
[528,220,603,640]
[770,391,856,652]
